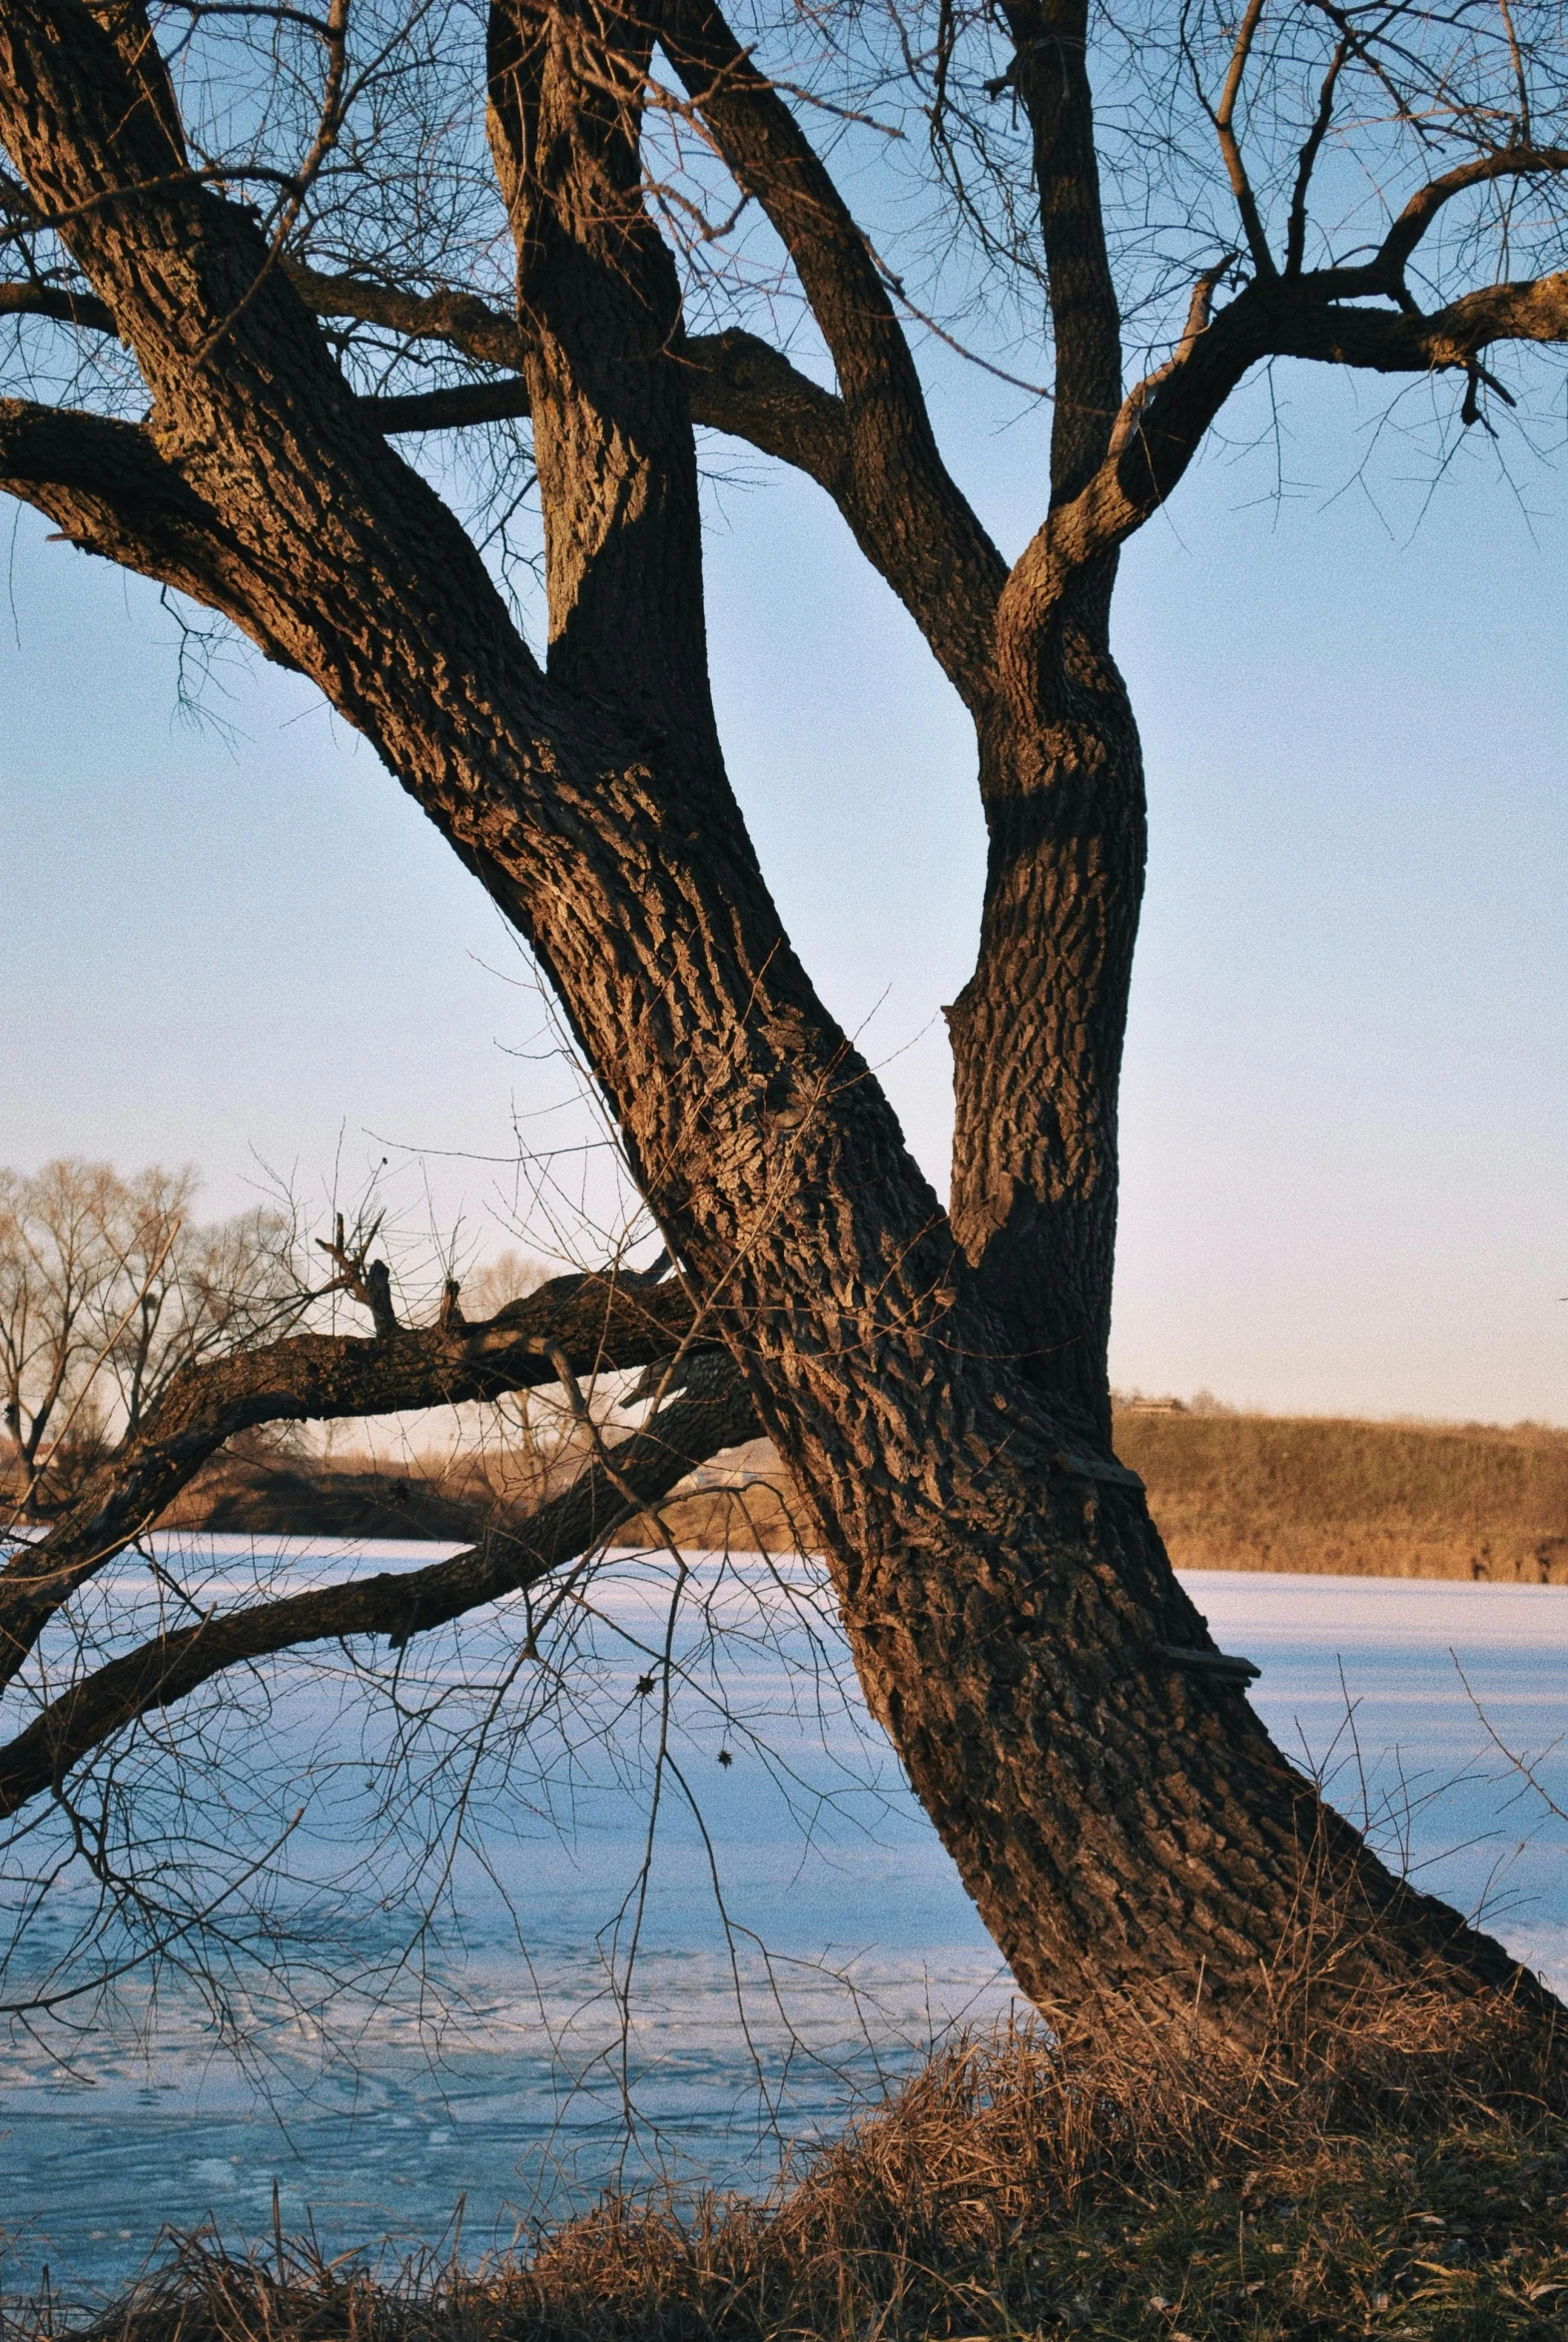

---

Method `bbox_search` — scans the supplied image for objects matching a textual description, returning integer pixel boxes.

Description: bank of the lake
[34,2011,1568,2342]
[161,1411,1568,1584]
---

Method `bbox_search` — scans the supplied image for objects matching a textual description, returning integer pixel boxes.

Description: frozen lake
[2,1545,1565,2301]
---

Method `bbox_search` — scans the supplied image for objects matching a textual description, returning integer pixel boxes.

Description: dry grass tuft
[39,1984,1568,2342]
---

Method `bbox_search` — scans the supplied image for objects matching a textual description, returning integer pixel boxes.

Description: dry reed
[34,1970,1567,2342]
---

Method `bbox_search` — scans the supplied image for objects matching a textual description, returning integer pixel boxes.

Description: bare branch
[998,0,1124,502]
[674,328,851,486]
[1023,261,1568,613]
[313,1208,399,1336]
[1211,0,1276,278]
[659,0,1007,706]
[358,324,852,492]
[1277,269,1568,374]
[294,259,855,492]
[1,256,849,486]
[0,1353,758,1821]
[0,397,303,666]
[0,278,116,333]
[1376,146,1568,284]
[1106,257,1237,462]
[365,376,531,434]
[1285,37,1350,276]
[0,1263,707,1687]
[284,259,530,371]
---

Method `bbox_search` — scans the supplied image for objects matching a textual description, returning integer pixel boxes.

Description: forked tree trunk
[0,0,1557,2050]
[486,0,1550,2027]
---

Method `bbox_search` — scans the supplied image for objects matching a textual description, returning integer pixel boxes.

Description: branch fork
[313,1212,398,1337]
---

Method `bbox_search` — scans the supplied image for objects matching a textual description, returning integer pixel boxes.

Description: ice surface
[2,1550,1563,2300]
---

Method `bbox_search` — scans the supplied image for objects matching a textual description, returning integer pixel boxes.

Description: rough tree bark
[1,0,1565,2041]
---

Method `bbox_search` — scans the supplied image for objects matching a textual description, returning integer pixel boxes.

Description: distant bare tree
[466,1250,550,1319]
[0,1160,124,1515]
[0,1161,295,1515]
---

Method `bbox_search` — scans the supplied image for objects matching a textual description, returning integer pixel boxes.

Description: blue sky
[3,350,1564,1423]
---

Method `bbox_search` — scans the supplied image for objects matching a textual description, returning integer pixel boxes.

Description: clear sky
[3,350,1565,1424]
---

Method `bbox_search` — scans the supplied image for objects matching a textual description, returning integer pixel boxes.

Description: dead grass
[1112,1411,1568,1583]
[38,1987,1568,2342]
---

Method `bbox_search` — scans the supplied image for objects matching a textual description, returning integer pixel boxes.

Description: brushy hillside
[158,1413,1568,1584]
[1113,1410,1568,1583]
[49,1987,1568,2342]
[633,1413,1568,1580]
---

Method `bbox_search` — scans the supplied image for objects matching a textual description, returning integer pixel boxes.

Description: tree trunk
[948,569,1139,1448]
[0,0,1557,2050]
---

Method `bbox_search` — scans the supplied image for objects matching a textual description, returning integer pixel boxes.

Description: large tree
[2,0,1565,2043]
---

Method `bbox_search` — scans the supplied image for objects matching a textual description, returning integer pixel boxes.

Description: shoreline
[101,1407,1568,1584]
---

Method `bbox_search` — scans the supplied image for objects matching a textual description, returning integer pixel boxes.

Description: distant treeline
[168,1413,1568,1582]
